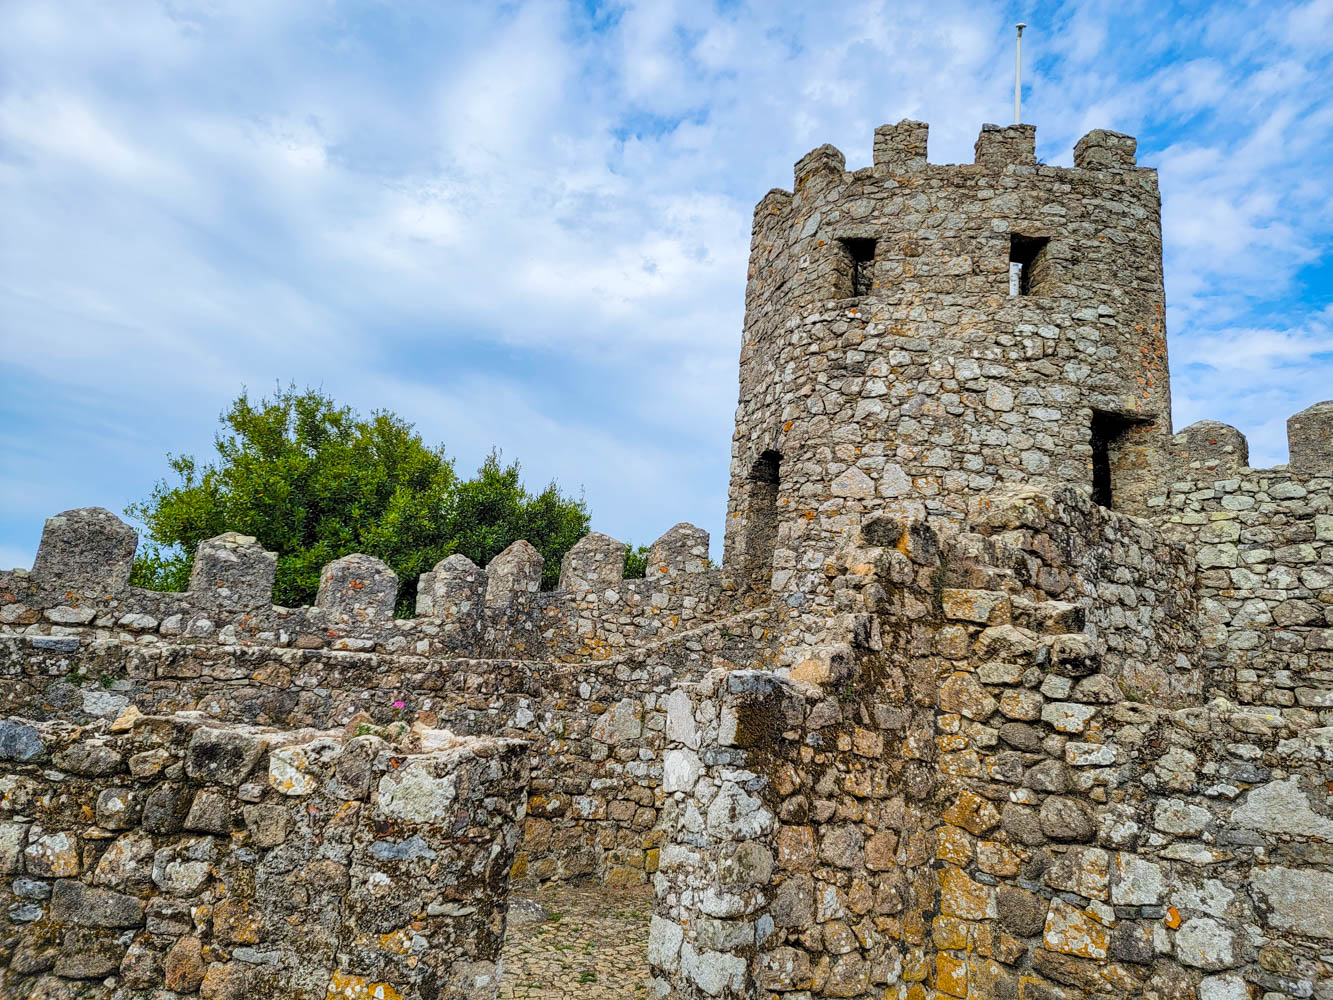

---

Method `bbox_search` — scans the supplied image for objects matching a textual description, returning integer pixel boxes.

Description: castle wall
[653,488,1333,1000]
[0,509,773,887]
[1149,406,1333,713]
[1,550,780,887]
[723,124,1173,604]
[0,713,527,1000]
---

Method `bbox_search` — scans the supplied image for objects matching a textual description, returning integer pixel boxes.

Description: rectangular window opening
[1090,410,1145,508]
[839,238,877,297]
[741,450,782,591]
[1009,234,1050,296]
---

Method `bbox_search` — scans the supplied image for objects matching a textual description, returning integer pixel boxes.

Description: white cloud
[0,0,1329,568]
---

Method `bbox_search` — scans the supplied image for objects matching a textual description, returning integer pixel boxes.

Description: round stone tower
[721,121,1173,599]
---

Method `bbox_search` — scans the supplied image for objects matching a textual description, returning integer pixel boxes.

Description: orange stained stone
[932,915,969,950]
[938,866,995,920]
[936,825,974,866]
[936,953,969,998]
[324,971,405,1000]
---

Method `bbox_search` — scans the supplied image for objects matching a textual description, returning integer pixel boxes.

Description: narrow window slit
[1009,234,1050,296]
[1090,410,1146,508]
[838,238,877,297]
[741,450,782,590]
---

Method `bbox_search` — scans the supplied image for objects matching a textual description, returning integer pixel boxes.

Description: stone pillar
[1073,129,1137,169]
[558,532,627,594]
[1169,421,1249,477]
[30,507,138,595]
[484,540,543,607]
[415,553,487,619]
[189,532,276,609]
[315,553,399,620]
[974,123,1037,168]
[872,119,928,174]
[1287,399,1333,474]
[646,523,710,581]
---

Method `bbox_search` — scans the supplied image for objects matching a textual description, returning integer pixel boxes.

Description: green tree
[623,543,650,579]
[128,386,589,614]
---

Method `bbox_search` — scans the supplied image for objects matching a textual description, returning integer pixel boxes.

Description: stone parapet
[0,712,527,999]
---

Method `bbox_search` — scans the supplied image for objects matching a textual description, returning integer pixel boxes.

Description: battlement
[1166,398,1333,479]
[7,507,729,663]
[778,120,1149,200]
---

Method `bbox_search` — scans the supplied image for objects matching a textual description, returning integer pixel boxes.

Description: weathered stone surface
[31,506,138,594]
[189,532,276,609]
[186,725,267,786]
[485,539,544,605]
[1043,898,1109,960]
[315,553,399,619]
[0,714,528,999]
[1249,866,1333,939]
[560,532,628,593]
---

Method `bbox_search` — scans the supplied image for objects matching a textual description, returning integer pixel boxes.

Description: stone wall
[0,505,783,888]
[0,508,783,887]
[1149,407,1333,712]
[724,122,1173,604]
[0,712,528,999]
[5,508,733,667]
[653,487,1333,999]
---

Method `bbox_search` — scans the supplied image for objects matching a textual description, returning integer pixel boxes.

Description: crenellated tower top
[723,121,1173,600]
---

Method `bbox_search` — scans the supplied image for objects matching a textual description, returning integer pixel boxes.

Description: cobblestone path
[499,882,653,998]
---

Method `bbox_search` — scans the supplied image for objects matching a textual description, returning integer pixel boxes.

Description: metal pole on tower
[1014,23,1026,124]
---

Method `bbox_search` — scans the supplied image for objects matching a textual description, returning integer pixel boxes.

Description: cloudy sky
[2,0,1330,570]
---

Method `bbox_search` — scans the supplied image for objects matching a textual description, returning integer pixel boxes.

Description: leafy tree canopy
[127,386,590,615]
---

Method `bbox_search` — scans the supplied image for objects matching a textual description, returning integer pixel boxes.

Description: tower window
[1090,410,1143,508]
[838,238,877,297]
[1009,234,1050,296]
[740,450,781,591]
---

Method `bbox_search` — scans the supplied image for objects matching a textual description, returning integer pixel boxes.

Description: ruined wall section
[656,487,1331,1000]
[3,508,733,668]
[0,712,527,1000]
[723,122,1172,609]
[1149,403,1333,712]
[1,560,781,889]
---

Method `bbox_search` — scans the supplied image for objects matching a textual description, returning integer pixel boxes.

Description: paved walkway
[499,882,653,998]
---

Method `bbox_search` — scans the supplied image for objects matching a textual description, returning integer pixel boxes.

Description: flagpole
[1014,23,1026,123]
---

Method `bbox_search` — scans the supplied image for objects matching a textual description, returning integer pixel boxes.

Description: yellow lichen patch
[936,953,969,998]
[324,971,405,1000]
[936,825,973,866]
[376,929,414,955]
[938,866,995,920]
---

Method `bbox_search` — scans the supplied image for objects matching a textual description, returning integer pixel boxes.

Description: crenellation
[973,123,1037,168]
[1073,128,1139,170]
[1287,398,1333,474]
[559,531,627,593]
[484,538,544,607]
[873,118,928,174]
[793,143,846,190]
[1170,419,1250,477]
[188,531,276,609]
[314,552,398,621]
[416,552,487,621]
[31,507,138,596]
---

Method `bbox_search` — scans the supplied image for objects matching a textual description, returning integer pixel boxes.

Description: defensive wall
[2,120,1332,1000]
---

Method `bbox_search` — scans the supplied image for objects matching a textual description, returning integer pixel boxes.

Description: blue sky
[2,0,1331,570]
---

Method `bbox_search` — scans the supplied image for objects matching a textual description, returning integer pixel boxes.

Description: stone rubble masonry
[0,711,528,1000]
[722,121,1177,607]
[0,503,775,887]
[3,119,1333,1000]
[652,492,1333,1000]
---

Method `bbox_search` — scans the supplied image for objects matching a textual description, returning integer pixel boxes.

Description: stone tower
[722,122,1173,600]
